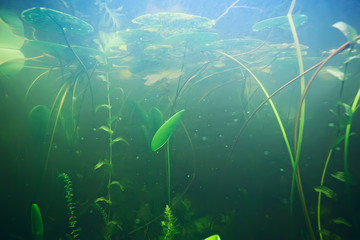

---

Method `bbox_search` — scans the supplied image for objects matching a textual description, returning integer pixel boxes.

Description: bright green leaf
[99,125,114,134]
[204,234,221,240]
[31,204,44,239]
[94,160,109,170]
[151,109,185,151]
[95,197,112,205]
[110,137,128,146]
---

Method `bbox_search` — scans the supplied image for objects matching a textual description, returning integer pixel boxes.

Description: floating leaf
[21,7,93,34]
[331,217,352,227]
[204,234,221,240]
[314,185,337,199]
[332,21,358,43]
[95,197,112,205]
[107,181,125,191]
[99,125,114,134]
[252,15,307,32]
[110,137,129,146]
[94,160,110,170]
[95,104,112,112]
[143,69,184,86]
[151,109,185,151]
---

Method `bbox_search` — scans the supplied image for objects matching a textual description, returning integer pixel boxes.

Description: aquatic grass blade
[151,109,185,151]
[31,204,44,240]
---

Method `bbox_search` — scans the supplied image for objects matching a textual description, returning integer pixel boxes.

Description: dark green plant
[58,173,80,240]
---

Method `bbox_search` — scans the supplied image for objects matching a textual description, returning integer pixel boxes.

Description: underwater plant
[151,109,185,205]
[20,7,97,172]
[31,203,44,240]
[160,205,179,240]
[58,173,80,240]
[93,33,129,240]
[204,234,221,240]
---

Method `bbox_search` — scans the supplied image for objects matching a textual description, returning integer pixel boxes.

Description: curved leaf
[110,137,129,146]
[333,21,358,43]
[151,109,185,151]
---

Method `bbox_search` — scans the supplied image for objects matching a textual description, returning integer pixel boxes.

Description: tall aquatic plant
[58,173,80,240]
[151,109,185,205]
[93,40,128,239]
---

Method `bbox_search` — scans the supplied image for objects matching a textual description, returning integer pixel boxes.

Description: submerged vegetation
[0,0,359,239]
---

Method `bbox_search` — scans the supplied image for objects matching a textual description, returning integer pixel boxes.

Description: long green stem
[105,69,113,223]
[287,1,315,239]
[217,51,294,168]
[166,141,171,205]
[317,148,333,240]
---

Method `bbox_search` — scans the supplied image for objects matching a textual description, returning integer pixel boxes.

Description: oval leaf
[151,109,185,151]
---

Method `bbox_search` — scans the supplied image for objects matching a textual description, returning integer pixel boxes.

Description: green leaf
[204,234,221,240]
[99,125,114,134]
[332,21,358,43]
[107,220,123,230]
[337,102,353,117]
[107,181,125,191]
[345,55,360,64]
[107,114,120,126]
[332,132,356,149]
[31,204,44,239]
[94,160,109,170]
[151,109,185,151]
[95,104,112,112]
[319,66,344,81]
[108,86,124,97]
[110,137,128,146]
[95,197,112,205]
[252,15,307,32]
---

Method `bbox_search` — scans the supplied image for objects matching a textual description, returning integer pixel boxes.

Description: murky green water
[1,0,360,239]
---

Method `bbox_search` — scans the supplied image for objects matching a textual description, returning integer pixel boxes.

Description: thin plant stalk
[166,141,171,205]
[286,1,315,239]
[105,69,114,222]
[217,50,295,169]
[317,148,333,240]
